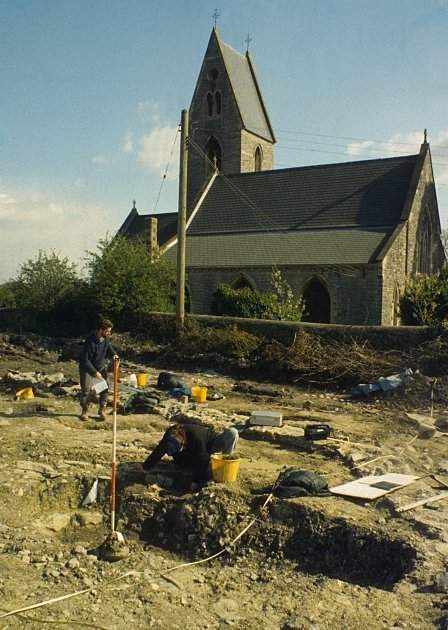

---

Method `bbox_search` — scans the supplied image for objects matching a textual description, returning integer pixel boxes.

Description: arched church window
[254,146,263,172]
[301,278,331,323]
[232,275,254,291]
[205,136,222,172]
[215,91,222,115]
[206,92,214,117]
[417,210,432,274]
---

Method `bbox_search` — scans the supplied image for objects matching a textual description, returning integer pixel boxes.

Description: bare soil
[0,333,448,629]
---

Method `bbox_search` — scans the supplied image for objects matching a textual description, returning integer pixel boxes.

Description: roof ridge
[189,224,396,236]
[218,36,246,60]
[219,153,419,179]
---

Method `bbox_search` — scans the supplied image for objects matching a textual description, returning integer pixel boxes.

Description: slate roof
[164,228,392,267]
[188,154,419,236]
[118,210,177,245]
[120,152,421,267]
[218,35,275,143]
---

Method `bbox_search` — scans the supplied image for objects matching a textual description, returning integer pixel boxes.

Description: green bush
[211,285,274,318]
[176,319,261,364]
[211,267,304,321]
[12,251,79,311]
[85,235,176,323]
[0,282,17,308]
[400,267,448,326]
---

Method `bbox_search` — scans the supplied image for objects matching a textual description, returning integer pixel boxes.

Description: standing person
[79,318,118,421]
[142,423,239,490]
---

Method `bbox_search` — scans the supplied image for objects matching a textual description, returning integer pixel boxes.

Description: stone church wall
[381,149,445,325]
[240,130,274,173]
[186,264,383,325]
[404,151,445,277]
[381,226,407,326]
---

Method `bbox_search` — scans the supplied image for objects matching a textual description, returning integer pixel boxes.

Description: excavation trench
[15,467,417,590]
[119,484,417,589]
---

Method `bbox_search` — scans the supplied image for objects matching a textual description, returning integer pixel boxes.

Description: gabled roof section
[118,209,178,246]
[199,28,275,143]
[188,154,420,236]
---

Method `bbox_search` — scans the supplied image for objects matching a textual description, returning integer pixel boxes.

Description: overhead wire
[186,136,361,276]
[186,124,446,277]
[276,139,448,167]
[275,127,448,154]
[152,125,180,214]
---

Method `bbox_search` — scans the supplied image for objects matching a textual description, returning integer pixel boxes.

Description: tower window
[208,68,219,81]
[206,92,213,117]
[215,91,221,115]
[205,136,222,172]
[254,146,263,171]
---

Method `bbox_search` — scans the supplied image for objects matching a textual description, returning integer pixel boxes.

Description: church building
[119,28,445,325]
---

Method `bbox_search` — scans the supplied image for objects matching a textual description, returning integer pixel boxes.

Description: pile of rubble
[2,369,79,398]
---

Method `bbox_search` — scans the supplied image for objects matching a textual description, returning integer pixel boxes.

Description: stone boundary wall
[0,308,441,350]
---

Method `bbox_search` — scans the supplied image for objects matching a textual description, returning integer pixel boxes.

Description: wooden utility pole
[176,109,189,333]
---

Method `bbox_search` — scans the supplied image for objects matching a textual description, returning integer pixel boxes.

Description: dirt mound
[120,485,417,589]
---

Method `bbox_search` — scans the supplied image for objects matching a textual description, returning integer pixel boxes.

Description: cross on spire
[424,128,428,144]
[212,9,220,27]
[132,200,136,210]
[245,33,252,52]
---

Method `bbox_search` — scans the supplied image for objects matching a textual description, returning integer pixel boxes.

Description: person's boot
[98,405,107,421]
[80,406,89,421]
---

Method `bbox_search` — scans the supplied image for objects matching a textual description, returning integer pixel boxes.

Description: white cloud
[122,132,134,153]
[0,192,16,205]
[0,186,112,281]
[138,126,179,179]
[346,131,423,158]
[91,154,109,166]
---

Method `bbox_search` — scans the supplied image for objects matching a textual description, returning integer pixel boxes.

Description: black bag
[157,371,184,390]
[274,468,331,498]
[120,390,161,414]
[304,424,331,441]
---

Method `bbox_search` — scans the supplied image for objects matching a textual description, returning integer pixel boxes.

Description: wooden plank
[396,491,448,513]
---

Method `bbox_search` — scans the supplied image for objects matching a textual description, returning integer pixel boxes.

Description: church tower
[187,28,276,208]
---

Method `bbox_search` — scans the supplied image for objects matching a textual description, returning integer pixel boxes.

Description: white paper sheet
[330,473,420,500]
[86,375,108,394]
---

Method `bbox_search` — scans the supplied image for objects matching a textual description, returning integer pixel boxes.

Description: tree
[269,266,304,321]
[85,235,176,321]
[0,282,17,308]
[13,251,79,311]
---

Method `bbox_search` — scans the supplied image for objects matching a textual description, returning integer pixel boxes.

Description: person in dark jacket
[143,423,238,490]
[79,318,118,421]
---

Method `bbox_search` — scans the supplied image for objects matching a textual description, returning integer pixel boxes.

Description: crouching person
[142,423,239,491]
[78,318,118,421]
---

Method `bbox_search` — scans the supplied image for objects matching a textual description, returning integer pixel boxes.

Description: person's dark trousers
[79,368,109,412]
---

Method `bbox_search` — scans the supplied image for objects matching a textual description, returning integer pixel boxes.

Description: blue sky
[1,0,448,281]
